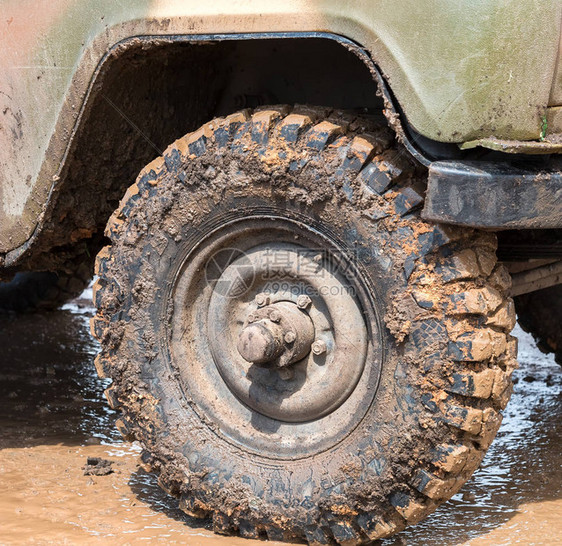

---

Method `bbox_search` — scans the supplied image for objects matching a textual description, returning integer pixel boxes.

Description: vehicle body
[1,1,561,544]
[2,0,562,267]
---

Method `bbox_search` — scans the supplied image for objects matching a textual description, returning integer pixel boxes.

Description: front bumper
[422,160,562,229]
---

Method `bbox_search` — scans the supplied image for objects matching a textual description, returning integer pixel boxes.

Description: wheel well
[23,37,384,271]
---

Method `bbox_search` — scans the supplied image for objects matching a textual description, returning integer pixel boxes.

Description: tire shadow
[128,466,212,529]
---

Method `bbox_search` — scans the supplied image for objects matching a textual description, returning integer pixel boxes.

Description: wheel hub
[237,300,316,370]
[206,243,369,423]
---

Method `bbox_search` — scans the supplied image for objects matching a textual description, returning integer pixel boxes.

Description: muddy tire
[0,263,91,313]
[515,285,562,365]
[92,106,517,544]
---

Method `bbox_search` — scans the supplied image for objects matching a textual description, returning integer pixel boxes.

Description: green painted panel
[0,0,560,253]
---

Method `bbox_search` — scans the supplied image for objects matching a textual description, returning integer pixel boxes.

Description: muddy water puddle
[0,292,560,545]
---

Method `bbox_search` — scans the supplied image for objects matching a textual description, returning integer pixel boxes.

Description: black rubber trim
[422,160,562,229]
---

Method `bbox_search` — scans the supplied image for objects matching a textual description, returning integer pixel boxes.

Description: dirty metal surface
[205,242,369,423]
[510,261,562,297]
[169,217,378,458]
[460,137,562,154]
[423,160,562,229]
[2,0,561,254]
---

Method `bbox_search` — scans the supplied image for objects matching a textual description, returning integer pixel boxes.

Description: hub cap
[236,300,316,368]
[207,244,368,422]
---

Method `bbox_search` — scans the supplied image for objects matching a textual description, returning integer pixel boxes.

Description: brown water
[0,289,560,545]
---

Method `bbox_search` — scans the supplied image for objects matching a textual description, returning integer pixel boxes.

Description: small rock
[83,457,114,476]
[462,491,476,502]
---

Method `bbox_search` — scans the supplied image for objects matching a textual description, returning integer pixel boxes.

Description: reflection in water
[0,291,560,544]
[0,291,119,448]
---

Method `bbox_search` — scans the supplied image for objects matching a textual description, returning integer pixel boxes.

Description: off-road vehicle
[1,2,561,543]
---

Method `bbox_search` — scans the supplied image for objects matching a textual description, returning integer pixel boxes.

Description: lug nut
[269,310,281,323]
[296,294,312,309]
[247,313,258,323]
[284,331,296,344]
[255,293,270,307]
[311,340,327,355]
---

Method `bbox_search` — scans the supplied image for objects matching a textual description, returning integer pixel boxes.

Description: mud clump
[83,456,114,476]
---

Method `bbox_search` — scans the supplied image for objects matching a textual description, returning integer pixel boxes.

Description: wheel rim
[208,242,368,422]
[166,210,384,459]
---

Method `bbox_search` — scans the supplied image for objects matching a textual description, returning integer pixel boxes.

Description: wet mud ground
[0,288,560,545]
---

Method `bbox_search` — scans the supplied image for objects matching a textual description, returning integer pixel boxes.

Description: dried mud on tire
[92,106,518,544]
